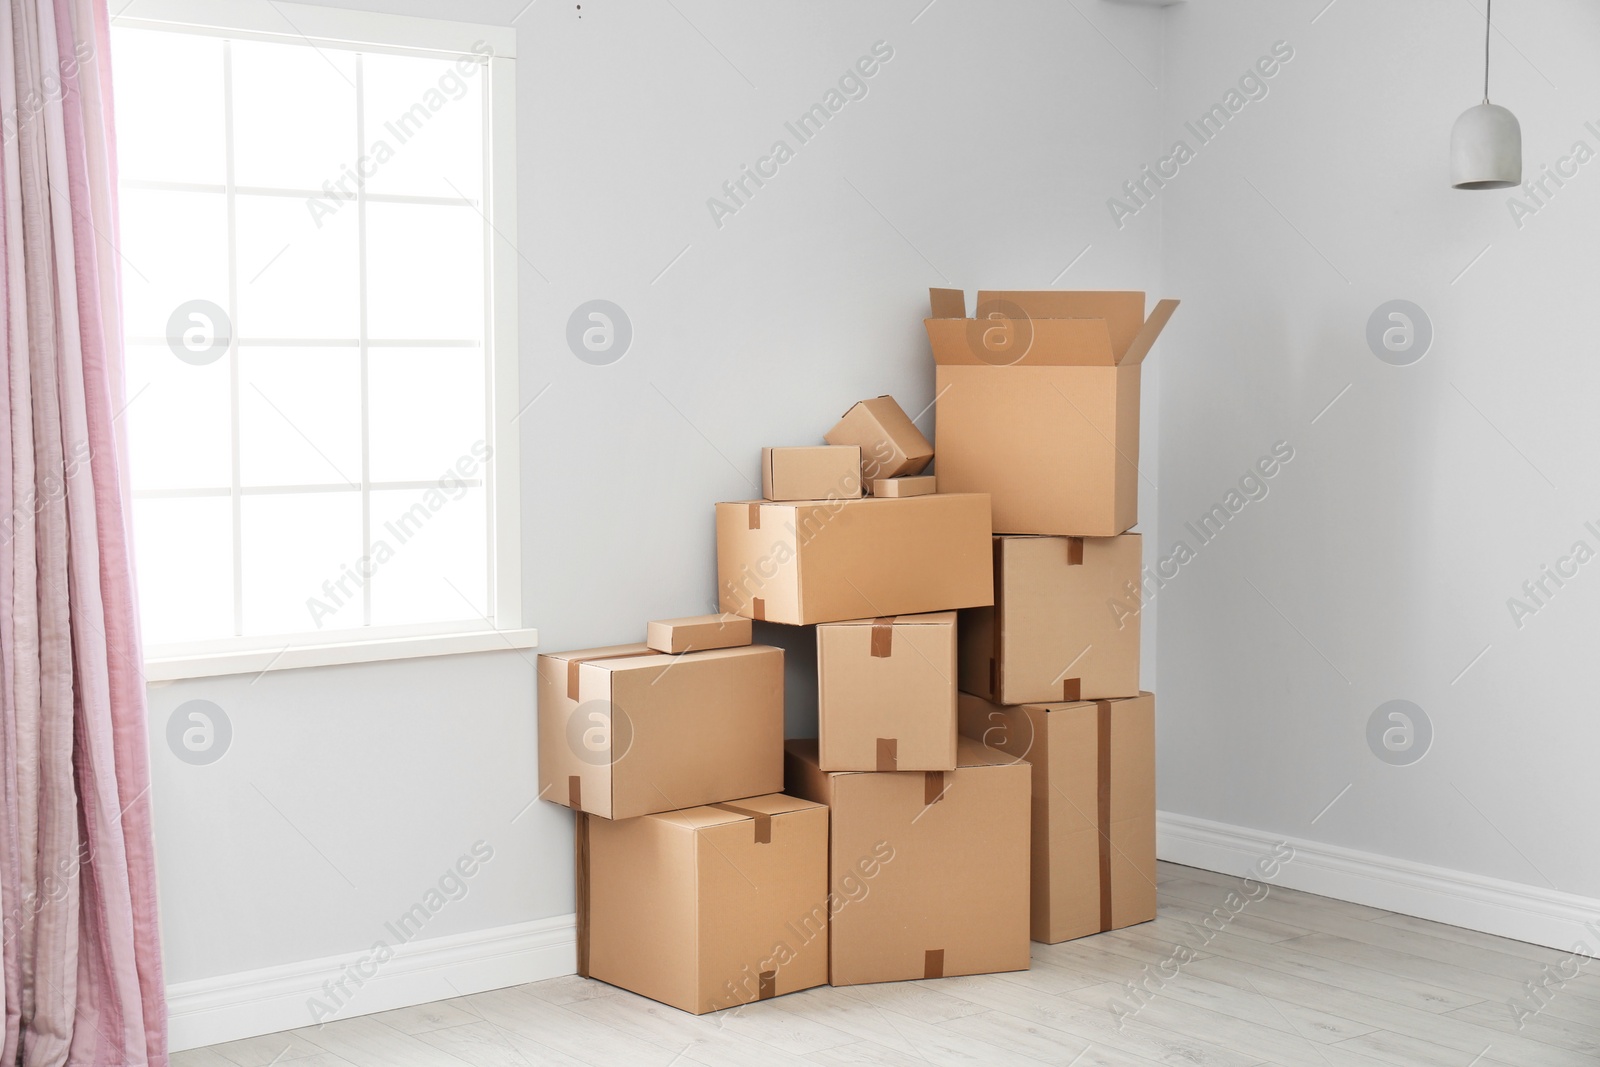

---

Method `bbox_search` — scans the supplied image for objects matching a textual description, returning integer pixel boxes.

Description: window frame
[112,1,528,678]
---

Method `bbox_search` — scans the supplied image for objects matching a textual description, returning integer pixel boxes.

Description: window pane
[113,23,503,652]
[236,192,360,339]
[241,492,364,636]
[133,497,233,644]
[368,486,487,628]
[111,29,227,185]
[360,51,484,198]
[368,349,485,483]
[118,188,228,341]
[365,202,482,340]
[124,343,231,492]
[230,39,357,190]
[239,348,361,487]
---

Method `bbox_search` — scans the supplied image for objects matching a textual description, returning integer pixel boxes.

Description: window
[110,3,522,671]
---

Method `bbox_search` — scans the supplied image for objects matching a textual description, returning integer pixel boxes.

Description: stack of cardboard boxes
[537,288,1177,1013]
[930,288,1177,944]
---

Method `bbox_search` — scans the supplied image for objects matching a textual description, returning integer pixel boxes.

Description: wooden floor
[175,862,1600,1067]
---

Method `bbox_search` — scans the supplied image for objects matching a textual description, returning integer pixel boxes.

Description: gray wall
[149,0,1167,987]
[1153,0,1600,899]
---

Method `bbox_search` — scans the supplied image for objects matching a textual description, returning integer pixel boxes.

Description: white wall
[1151,0,1600,933]
[148,0,1167,1043]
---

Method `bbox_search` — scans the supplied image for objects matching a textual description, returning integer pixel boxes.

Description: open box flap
[925,316,1118,366]
[1118,298,1179,366]
[977,291,1148,356]
[928,287,967,319]
[926,289,1177,367]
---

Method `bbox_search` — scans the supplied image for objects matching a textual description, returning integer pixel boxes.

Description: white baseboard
[166,914,577,1052]
[165,819,1596,1051]
[1158,811,1600,952]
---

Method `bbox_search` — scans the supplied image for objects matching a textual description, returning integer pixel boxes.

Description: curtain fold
[1,1,167,1064]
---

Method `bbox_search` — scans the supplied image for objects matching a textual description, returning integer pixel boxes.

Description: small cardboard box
[716,494,993,626]
[647,614,752,655]
[824,396,934,480]
[868,475,936,498]
[576,794,829,1013]
[817,612,957,772]
[958,691,1155,944]
[537,644,783,820]
[762,446,864,502]
[784,737,1030,985]
[925,289,1178,536]
[961,534,1141,704]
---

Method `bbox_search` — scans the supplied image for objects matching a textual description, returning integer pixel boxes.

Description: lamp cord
[1484,0,1492,103]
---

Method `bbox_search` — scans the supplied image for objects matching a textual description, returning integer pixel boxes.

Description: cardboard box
[576,794,829,1013]
[647,614,752,655]
[960,534,1142,703]
[784,737,1030,985]
[958,691,1155,943]
[762,446,864,502]
[824,396,934,480]
[868,475,936,498]
[537,644,783,819]
[925,289,1178,536]
[716,494,993,626]
[817,612,957,772]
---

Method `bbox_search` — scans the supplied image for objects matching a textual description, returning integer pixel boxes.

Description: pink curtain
[0,0,167,1064]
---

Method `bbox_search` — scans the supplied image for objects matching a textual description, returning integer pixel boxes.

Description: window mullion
[223,39,244,638]
[480,58,496,625]
[356,53,373,629]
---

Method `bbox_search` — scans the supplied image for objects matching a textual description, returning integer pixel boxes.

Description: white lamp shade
[1451,103,1522,189]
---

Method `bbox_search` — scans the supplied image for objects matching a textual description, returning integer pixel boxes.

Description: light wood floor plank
[1445,996,1600,1057]
[363,997,482,1035]
[206,1030,326,1066]
[1196,928,1482,1013]
[412,1021,561,1067]
[1066,976,1377,1045]
[1186,952,1600,1067]
[1369,909,1587,965]
[562,987,824,1067]
[909,968,1263,1066]
[294,1016,479,1067]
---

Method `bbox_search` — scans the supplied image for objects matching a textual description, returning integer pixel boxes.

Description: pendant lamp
[1451,0,1521,189]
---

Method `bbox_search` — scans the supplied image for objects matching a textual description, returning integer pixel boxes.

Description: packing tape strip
[747,503,761,529]
[1097,699,1114,932]
[1062,677,1082,702]
[758,970,776,1000]
[1067,537,1084,566]
[870,617,895,658]
[752,598,766,622]
[710,802,773,844]
[574,812,591,978]
[875,737,897,771]
[923,948,945,979]
[568,775,583,812]
[924,770,946,806]
[565,650,651,702]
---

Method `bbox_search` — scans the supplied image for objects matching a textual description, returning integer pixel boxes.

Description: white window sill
[144,628,539,683]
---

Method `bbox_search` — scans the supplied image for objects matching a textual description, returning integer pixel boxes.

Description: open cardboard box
[925,290,1178,536]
